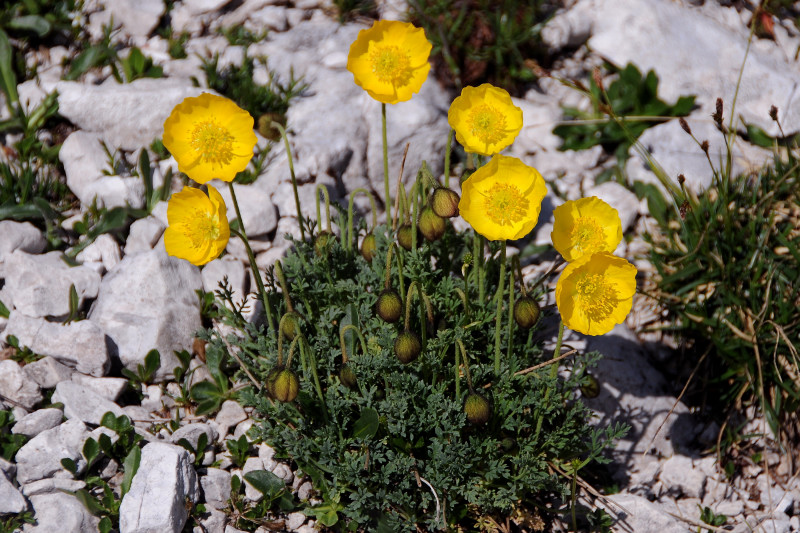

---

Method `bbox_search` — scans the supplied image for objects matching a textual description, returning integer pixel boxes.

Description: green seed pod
[394,330,421,364]
[431,187,460,218]
[580,373,600,399]
[464,392,491,426]
[397,223,415,251]
[280,311,301,341]
[513,296,541,329]
[272,368,299,402]
[418,206,446,242]
[339,364,358,389]
[314,230,334,257]
[376,289,402,323]
[360,232,377,263]
[265,366,282,398]
[500,437,517,453]
[257,112,285,142]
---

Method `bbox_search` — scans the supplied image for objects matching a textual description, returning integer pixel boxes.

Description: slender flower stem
[457,339,475,392]
[403,281,419,331]
[493,241,507,376]
[381,103,391,212]
[271,121,305,241]
[315,184,332,233]
[444,129,453,189]
[410,180,419,251]
[506,267,514,361]
[228,183,275,336]
[534,320,566,441]
[274,260,294,313]
[383,243,395,290]
[299,337,327,416]
[395,245,405,303]
[454,342,461,400]
[346,188,378,251]
[339,324,368,360]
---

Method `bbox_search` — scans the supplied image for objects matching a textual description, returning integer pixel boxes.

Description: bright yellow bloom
[346,20,431,104]
[163,93,256,184]
[555,252,637,336]
[551,197,623,262]
[164,186,229,266]
[447,84,523,156]
[458,155,547,241]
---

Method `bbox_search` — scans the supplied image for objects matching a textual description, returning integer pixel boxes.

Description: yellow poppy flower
[458,155,547,241]
[164,186,230,266]
[551,197,623,262]
[447,84,523,156]
[555,252,637,336]
[346,20,431,105]
[163,93,256,184]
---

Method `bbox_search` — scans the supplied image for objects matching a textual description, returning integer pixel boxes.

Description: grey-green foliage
[212,223,626,531]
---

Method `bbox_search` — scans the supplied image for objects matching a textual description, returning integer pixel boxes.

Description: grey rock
[625,117,771,194]
[71,374,128,401]
[756,519,793,533]
[52,381,125,425]
[233,419,255,439]
[119,442,199,533]
[75,234,121,274]
[585,181,641,233]
[0,456,16,477]
[12,408,63,438]
[5,312,110,377]
[124,216,166,256]
[100,0,164,37]
[0,360,42,409]
[171,423,218,451]
[285,512,305,531]
[201,257,248,308]
[214,183,278,238]
[199,468,231,510]
[0,470,27,514]
[3,251,100,318]
[195,507,227,533]
[21,477,85,497]
[258,444,277,471]
[15,419,90,484]
[0,221,46,261]
[49,78,207,151]
[23,491,99,533]
[296,481,312,500]
[22,357,74,389]
[271,463,293,484]
[214,400,248,437]
[88,247,203,381]
[544,0,800,136]
[659,455,707,499]
[606,493,686,533]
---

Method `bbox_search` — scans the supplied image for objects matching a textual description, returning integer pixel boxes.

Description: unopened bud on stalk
[397,223,416,251]
[419,207,446,242]
[464,392,491,425]
[394,330,422,364]
[314,230,334,257]
[580,373,600,398]
[679,117,691,135]
[431,187,460,218]
[339,364,357,389]
[769,105,779,121]
[360,232,377,263]
[376,289,402,323]
[270,368,299,402]
[712,98,724,126]
[700,140,709,154]
[280,311,302,341]
[513,296,540,329]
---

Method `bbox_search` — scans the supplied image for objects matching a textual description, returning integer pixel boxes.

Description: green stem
[285,335,300,367]
[512,255,526,296]
[299,337,327,415]
[274,260,294,313]
[383,243,395,290]
[346,188,378,251]
[493,241,507,376]
[477,235,485,303]
[506,266,514,361]
[381,103,391,212]
[534,321,566,440]
[228,183,275,337]
[315,184,332,233]
[410,180,419,251]
[444,128,453,189]
[403,281,419,331]
[395,245,405,303]
[276,317,285,367]
[454,342,461,400]
[456,339,474,392]
[340,324,368,361]
[271,121,305,241]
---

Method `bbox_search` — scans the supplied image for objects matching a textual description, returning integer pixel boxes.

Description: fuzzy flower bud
[513,296,540,329]
[376,289,403,323]
[360,232,377,263]
[271,368,299,402]
[394,330,421,364]
[464,392,491,425]
[431,187,460,218]
[419,206,446,242]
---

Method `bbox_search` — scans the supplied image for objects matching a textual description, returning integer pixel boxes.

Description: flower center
[570,217,605,255]
[484,183,528,227]
[370,45,412,86]
[191,120,235,167]
[575,273,619,322]
[186,209,220,249]
[468,104,507,146]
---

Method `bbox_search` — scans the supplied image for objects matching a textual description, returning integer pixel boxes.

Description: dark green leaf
[121,445,141,496]
[244,470,284,498]
[72,488,104,515]
[82,437,99,466]
[60,457,78,475]
[352,407,379,439]
[0,29,18,106]
[7,15,52,37]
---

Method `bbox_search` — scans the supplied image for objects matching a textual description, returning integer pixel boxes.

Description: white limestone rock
[124,216,166,256]
[214,182,278,238]
[23,491,99,533]
[199,467,231,510]
[99,0,165,37]
[2,250,100,318]
[21,357,73,389]
[71,374,128,402]
[4,312,110,377]
[119,442,199,533]
[0,221,46,262]
[11,408,64,438]
[605,493,687,533]
[75,234,122,274]
[0,470,27,514]
[88,247,203,381]
[52,381,125,426]
[0,360,42,410]
[15,419,90,484]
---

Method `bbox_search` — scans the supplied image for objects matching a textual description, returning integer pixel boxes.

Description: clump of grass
[643,106,800,454]
[332,0,378,22]
[408,0,554,92]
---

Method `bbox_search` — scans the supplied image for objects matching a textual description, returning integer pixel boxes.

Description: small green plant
[698,505,727,531]
[65,23,162,82]
[554,63,695,164]
[218,25,268,47]
[0,409,28,461]
[176,431,210,467]
[225,434,251,469]
[408,0,553,91]
[332,0,378,22]
[4,334,44,365]
[189,341,234,416]
[226,472,298,532]
[121,349,162,387]
[0,511,35,533]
